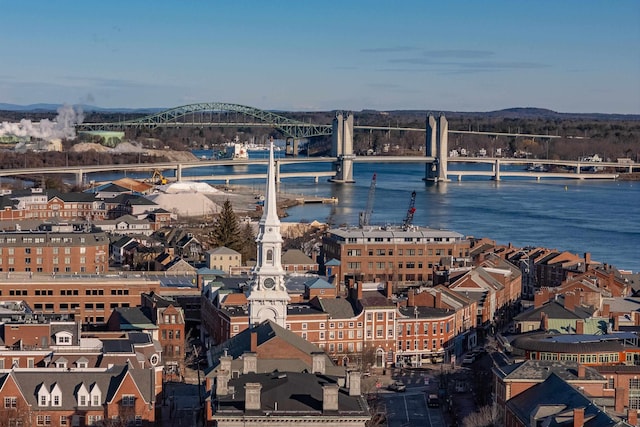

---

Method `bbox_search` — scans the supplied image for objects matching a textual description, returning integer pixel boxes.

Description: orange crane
[359,173,377,227]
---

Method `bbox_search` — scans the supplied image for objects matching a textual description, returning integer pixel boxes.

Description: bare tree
[461,403,500,427]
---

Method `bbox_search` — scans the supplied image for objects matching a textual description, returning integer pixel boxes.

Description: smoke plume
[0,104,84,141]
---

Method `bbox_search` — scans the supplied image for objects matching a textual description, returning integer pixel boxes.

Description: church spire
[248,140,289,328]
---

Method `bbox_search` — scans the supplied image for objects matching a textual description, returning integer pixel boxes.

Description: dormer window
[40,395,47,406]
[54,331,73,346]
[89,384,102,407]
[77,383,89,407]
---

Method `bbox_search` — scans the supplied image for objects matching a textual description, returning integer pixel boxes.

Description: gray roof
[206,246,240,255]
[513,300,594,322]
[318,298,358,319]
[208,321,341,376]
[8,364,154,410]
[282,249,315,265]
[327,226,464,241]
[493,360,604,382]
[216,371,369,417]
[511,331,640,353]
[506,373,622,427]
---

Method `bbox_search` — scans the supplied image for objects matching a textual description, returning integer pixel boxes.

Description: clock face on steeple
[263,278,275,289]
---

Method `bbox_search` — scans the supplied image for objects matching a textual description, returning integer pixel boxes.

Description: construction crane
[402,191,417,230]
[359,173,377,227]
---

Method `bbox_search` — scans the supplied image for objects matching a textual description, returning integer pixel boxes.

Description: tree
[238,222,257,264]
[461,403,499,427]
[209,199,241,252]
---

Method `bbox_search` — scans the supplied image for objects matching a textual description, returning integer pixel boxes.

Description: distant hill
[0,103,638,121]
[0,103,165,114]
[385,107,640,121]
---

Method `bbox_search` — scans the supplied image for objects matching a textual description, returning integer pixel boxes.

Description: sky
[1,1,639,114]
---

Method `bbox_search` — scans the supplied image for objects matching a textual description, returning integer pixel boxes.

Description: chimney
[250,331,258,353]
[615,387,628,413]
[356,282,363,300]
[216,357,232,396]
[541,313,549,331]
[584,252,591,268]
[407,289,415,307]
[243,352,257,374]
[312,352,326,375]
[613,315,620,331]
[564,292,576,312]
[573,407,584,427]
[577,364,586,379]
[386,281,393,298]
[244,383,262,411]
[576,320,584,335]
[435,290,442,309]
[628,409,638,426]
[534,290,546,308]
[322,384,339,412]
[348,370,361,396]
[602,303,610,317]
[220,355,232,373]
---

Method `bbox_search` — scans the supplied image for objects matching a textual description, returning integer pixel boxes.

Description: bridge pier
[424,113,449,183]
[493,159,501,181]
[329,112,356,183]
[275,160,281,183]
[285,138,299,157]
[176,164,182,181]
[75,170,84,188]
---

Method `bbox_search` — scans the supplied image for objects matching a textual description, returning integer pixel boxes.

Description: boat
[578,154,603,172]
[526,163,548,172]
[218,137,249,160]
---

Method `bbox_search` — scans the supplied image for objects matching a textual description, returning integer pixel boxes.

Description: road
[382,391,446,427]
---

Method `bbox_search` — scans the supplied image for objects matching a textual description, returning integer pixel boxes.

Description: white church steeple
[248,141,289,328]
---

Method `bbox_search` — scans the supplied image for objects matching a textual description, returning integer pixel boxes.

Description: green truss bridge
[76,102,333,139]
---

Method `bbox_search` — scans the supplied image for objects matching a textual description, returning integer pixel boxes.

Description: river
[108,150,640,272]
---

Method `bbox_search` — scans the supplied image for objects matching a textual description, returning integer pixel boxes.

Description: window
[60,416,67,426]
[122,395,135,406]
[53,395,60,406]
[4,397,16,408]
[40,395,47,406]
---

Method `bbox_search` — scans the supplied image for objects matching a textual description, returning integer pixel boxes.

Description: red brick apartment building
[202,279,474,369]
[0,275,161,325]
[0,228,108,274]
[322,226,471,286]
[0,365,157,426]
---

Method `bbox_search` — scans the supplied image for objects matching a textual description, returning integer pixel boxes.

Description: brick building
[0,275,161,326]
[0,226,108,275]
[321,226,472,287]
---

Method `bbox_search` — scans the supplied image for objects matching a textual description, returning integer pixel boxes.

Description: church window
[267,250,273,262]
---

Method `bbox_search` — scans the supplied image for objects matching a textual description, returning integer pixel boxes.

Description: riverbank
[205,184,313,220]
[618,172,640,181]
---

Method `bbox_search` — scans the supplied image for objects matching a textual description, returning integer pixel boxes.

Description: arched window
[267,249,273,263]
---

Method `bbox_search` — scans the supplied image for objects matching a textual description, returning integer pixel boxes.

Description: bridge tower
[424,113,449,183]
[329,112,356,183]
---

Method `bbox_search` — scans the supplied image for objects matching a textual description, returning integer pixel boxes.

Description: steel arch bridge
[76,102,333,139]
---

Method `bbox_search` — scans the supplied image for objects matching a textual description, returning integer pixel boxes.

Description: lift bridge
[75,102,614,184]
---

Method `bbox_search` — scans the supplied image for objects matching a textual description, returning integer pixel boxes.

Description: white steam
[0,104,84,141]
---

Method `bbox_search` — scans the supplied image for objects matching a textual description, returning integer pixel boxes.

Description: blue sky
[1,1,639,113]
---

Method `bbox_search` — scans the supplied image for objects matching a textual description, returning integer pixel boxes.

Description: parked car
[388,381,406,392]
[461,354,475,365]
